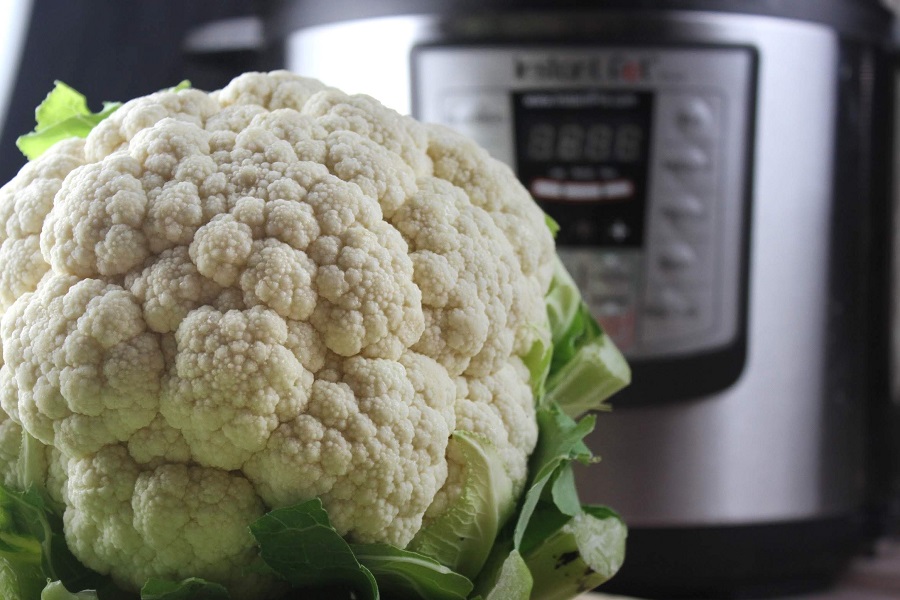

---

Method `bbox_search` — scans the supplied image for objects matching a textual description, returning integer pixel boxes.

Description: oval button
[658,242,697,270]
[645,288,694,317]
[663,146,710,171]
[662,194,705,219]
[676,98,715,137]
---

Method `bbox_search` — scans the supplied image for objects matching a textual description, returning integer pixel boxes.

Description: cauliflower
[0,73,629,600]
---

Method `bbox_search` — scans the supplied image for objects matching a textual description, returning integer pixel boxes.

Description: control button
[639,285,713,347]
[662,194,705,219]
[595,295,631,317]
[658,242,696,270]
[583,272,633,306]
[676,98,715,137]
[557,247,641,354]
[644,288,695,317]
[597,254,633,282]
[663,146,710,171]
[559,248,639,298]
[609,220,631,243]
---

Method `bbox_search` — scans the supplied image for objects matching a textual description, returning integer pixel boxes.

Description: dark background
[0,0,260,185]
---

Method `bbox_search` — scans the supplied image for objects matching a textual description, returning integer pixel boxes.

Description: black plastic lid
[268,0,894,40]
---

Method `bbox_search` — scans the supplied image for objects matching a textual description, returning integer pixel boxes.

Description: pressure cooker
[127,0,900,596]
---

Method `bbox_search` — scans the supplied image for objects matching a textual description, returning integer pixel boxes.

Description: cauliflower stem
[0,77,630,600]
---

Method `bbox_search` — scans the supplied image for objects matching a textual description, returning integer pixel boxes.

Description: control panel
[413,47,754,363]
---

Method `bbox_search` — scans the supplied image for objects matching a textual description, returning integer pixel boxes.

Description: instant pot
[246,1,897,596]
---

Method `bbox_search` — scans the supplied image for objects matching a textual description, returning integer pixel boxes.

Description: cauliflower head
[0,71,556,598]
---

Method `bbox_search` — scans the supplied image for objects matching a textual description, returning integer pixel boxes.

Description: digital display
[523,122,645,163]
[513,90,653,247]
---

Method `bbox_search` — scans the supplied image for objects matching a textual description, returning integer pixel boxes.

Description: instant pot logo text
[515,54,656,83]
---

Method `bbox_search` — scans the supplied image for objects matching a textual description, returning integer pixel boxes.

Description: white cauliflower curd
[0,71,559,598]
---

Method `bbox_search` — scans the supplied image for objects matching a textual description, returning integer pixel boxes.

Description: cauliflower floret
[66,445,274,598]
[244,350,455,547]
[0,138,86,311]
[393,177,521,377]
[427,126,554,355]
[41,155,150,278]
[0,275,164,457]
[0,71,556,600]
[161,305,315,470]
